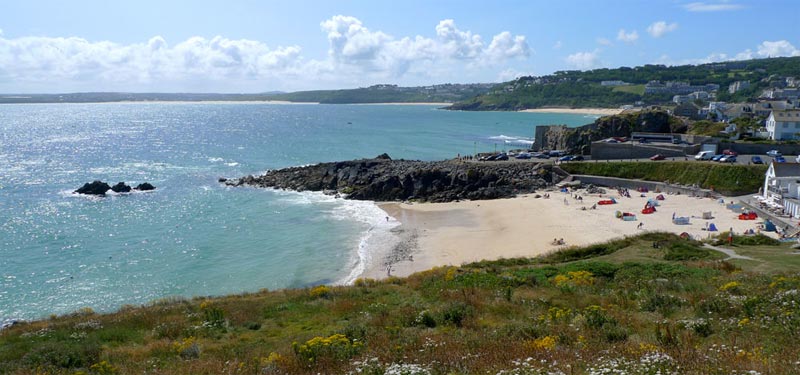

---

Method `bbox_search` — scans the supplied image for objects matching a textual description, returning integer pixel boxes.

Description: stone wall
[571,174,718,197]
[590,142,700,160]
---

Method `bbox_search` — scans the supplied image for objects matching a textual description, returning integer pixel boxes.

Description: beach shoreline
[362,189,775,279]
[519,107,624,115]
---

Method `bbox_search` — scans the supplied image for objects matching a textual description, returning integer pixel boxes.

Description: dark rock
[110,182,132,193]
[134,182,156,191]
[218,177,228,183]
[375,153,392,160]
[229,158,564,203]
[75,180,111,195]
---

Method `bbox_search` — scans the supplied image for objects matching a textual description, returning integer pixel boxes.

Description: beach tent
[622,215,637,221]
[708,223,718,231]
[656,194,665,200]
[680,232,692,239]
[647,198,660,207]
[764,219,777,232]
[702,212,713,219]
[598,198,617,205]
[673,216,690,225]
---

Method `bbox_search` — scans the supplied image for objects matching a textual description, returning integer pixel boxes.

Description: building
[672,102,702,119]
[728,80,750,94]
[761,88,800,100]
[765,109,800,140]
[645,81,720,95]
[601,80,629,86]
[763,162,800,218]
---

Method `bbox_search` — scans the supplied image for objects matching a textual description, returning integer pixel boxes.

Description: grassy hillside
[448,56,800,111]
[2,233,798,374]
[560,161,767,195]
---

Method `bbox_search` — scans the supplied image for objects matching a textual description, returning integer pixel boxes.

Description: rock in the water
[75,180,111,195]
[134,182,156,191]
[110,182,132,193]
[218,177,228,183]
[375,153,392,160]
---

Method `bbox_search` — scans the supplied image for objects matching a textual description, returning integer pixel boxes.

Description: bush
[440,302,470,327]
[292,334,363,364]
[664,242,713,261]
[22,341,100,369]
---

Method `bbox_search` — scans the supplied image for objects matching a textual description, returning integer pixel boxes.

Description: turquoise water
[0,103,593,323]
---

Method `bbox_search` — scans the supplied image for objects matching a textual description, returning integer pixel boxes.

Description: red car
[650,154,666,161]
[722,149,738,156]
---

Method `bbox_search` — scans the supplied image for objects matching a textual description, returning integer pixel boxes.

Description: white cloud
[0,16,532,92]
[497,68,535,82]
[616,29,639,43]
[596,37,612,46]
[757,40,800,57]
[647,21,678,38]
[565,50,600,70]
[684,2,743,12]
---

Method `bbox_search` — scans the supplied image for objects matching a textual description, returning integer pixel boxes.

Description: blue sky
[1,0,798,93]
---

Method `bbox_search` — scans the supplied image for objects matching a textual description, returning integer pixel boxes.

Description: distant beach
[364,189,773,279]
[519,107,624,115]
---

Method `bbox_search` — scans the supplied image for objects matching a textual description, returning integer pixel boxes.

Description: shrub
[664,242,713,261]
[173,336,200,360]
[292,334,363,364]
[440,302,470,327]
[526,335,557,351]
[21,341,101,369]
[309,285,332,299]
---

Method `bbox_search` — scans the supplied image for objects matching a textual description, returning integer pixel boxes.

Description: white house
[765,109,800,140]
[763,162,800,218]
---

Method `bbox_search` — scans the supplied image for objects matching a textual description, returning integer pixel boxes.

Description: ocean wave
[208,157,224,162]
[488,134,517,141]
[264,189,400,285]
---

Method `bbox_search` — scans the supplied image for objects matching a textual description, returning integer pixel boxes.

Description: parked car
[711,154,725,161]
[695,151,714,160]
[722,149,738,156]
[559,155,574,162]
[775,156,786,163]
[650,154,666,161]
[533,153,550,159]
[767,150,782,157]
[720,155,737,163]
[495,153,509,161]
[571,155,584,161]
[751,156,764,164]
[515,152,531,159]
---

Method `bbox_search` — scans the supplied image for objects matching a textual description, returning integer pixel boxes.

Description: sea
[0,103,593,324]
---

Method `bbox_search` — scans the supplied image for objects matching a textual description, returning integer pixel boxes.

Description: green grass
[560,161,767,195]
[611,84,645,95]
[2,233,799,374]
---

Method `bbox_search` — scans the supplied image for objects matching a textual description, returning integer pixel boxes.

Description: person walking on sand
[637,222,644,229]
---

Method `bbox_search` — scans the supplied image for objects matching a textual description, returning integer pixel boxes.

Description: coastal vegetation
[560,161,767,196]
[2,232,798,374]
[448,56,800,111]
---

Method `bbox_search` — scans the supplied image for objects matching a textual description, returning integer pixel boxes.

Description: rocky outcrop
[536,110,685,155]
[110,182,132,193]
[75,180,111,195]
[134,183,156,191]
[75,181,155,195]
[226,155,562,202]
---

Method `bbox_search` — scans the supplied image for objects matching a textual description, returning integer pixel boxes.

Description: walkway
[703,244,756,261]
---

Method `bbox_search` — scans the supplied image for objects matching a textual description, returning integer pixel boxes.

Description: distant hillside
[259,83,494,104]
[0,84,493,104]
[448,56,800,111]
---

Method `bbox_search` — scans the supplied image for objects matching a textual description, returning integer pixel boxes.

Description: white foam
[225,162,239,167]
[329,199,400,285]
[208,157,224,162]
[265,189,400,285]
[488,134,517,141]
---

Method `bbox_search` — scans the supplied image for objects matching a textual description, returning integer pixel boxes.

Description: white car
[767,150,782,157]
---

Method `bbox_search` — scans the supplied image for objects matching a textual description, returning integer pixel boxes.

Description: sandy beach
[363,189,774,279]
[519,107,625,116]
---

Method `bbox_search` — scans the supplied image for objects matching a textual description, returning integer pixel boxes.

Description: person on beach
[637,222,644,229]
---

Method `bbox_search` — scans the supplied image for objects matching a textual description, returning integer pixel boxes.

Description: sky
[1,0,799,93]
